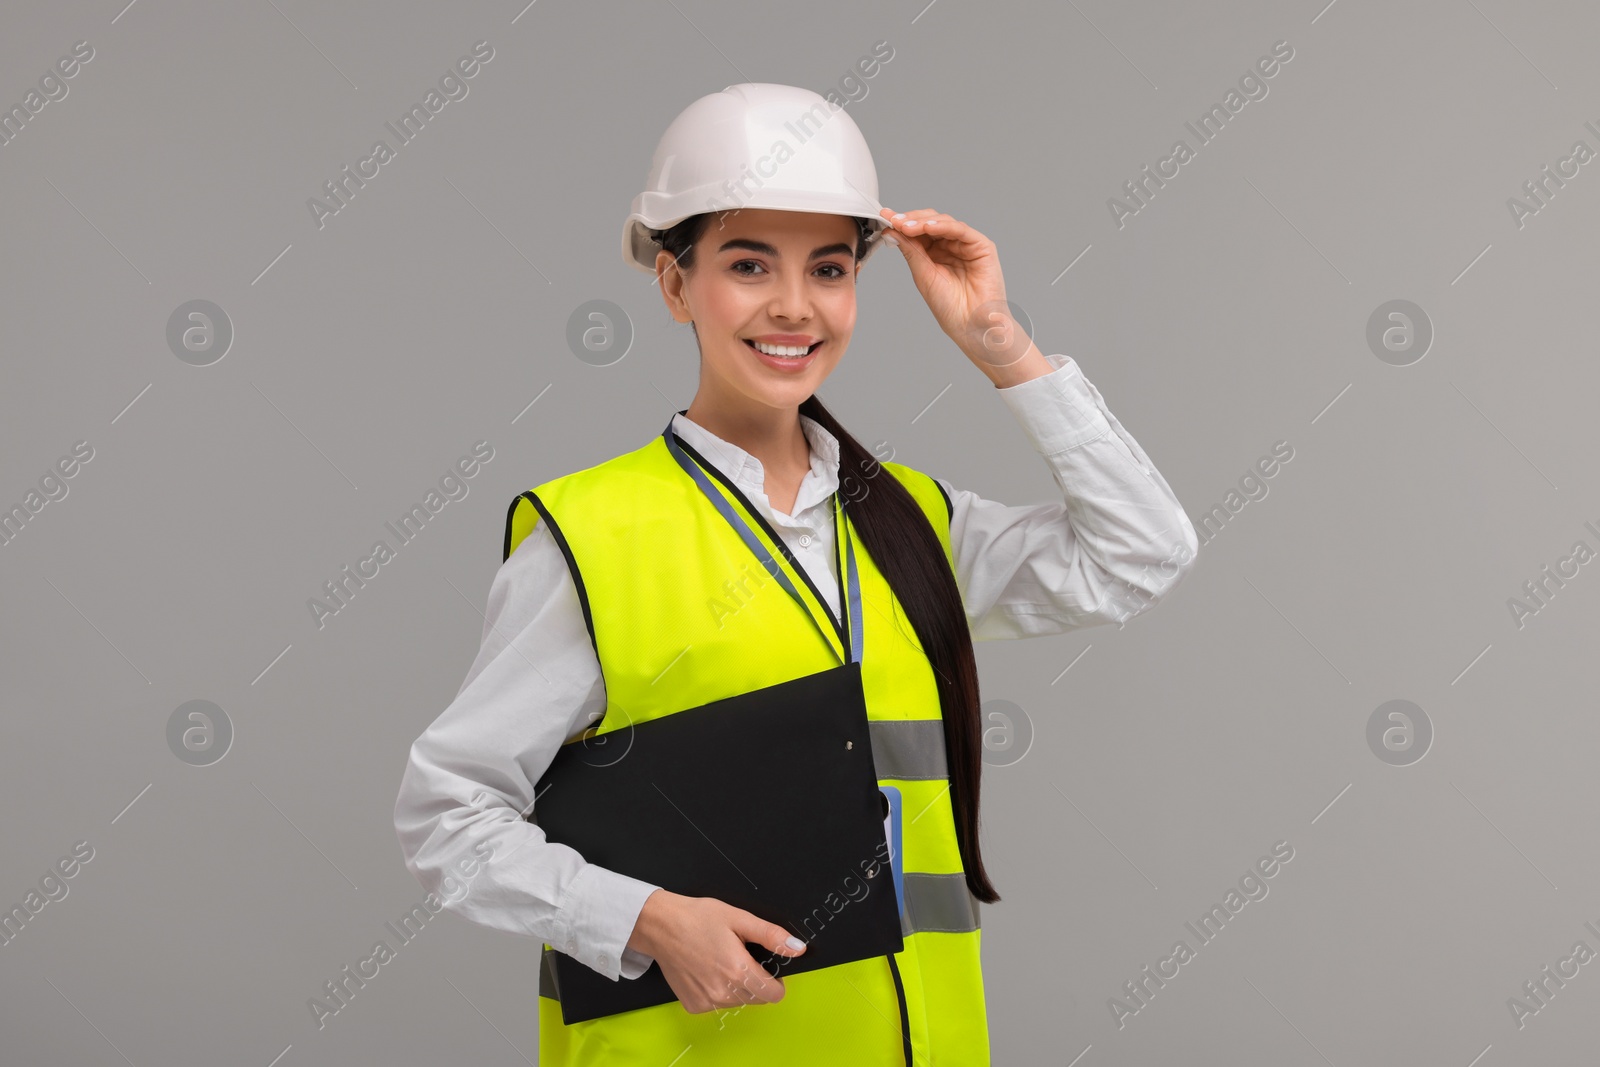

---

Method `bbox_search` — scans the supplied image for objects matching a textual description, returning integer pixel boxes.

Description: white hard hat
[622,82,889,274]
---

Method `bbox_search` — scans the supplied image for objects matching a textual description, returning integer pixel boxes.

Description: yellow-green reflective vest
[504,427,990,1065]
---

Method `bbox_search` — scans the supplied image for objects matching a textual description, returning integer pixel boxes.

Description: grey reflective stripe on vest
[899,872,981,937]
[868,719,948,780]
[537,873,980,1001]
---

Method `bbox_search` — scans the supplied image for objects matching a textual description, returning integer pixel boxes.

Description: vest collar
[669,410,842,520]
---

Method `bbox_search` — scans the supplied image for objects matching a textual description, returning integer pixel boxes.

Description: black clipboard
[529,659,904,1024]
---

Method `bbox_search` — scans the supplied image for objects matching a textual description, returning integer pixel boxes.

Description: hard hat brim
[622,201,889,275]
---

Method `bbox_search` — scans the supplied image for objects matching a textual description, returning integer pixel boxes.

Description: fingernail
[785,936,806,951]
[892,213,905,219]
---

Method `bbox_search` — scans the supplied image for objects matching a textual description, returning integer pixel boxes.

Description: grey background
[3,0,1597,1063]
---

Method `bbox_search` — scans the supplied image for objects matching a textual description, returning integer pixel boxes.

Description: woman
[394,83,1198,1064]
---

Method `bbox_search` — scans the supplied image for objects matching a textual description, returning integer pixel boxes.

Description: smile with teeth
[745,339,821,358]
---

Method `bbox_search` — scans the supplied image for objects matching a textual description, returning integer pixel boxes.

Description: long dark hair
[652,212,1000,904]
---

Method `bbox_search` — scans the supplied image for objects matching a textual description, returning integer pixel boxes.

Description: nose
[767,267,812,323]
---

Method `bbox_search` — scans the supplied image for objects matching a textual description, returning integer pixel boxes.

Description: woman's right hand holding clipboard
[627,889,810,1014]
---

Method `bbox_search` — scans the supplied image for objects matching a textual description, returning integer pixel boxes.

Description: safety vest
[504,422,990,1065]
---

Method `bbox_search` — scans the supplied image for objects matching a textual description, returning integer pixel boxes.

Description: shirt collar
[669,410,841,517]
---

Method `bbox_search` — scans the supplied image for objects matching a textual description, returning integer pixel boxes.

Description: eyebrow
[715,238,855,260]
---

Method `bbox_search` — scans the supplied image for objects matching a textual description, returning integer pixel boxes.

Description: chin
[744,378,820,407]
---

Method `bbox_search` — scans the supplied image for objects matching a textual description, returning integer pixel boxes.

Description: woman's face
[660,208,861,416]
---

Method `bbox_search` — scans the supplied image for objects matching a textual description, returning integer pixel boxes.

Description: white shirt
[393,351,1199,982]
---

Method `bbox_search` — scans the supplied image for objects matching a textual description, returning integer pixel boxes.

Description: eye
[731,259,766,276]
[815,263,849,279]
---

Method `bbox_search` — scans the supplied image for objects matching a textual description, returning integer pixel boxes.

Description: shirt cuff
[619,944,655,980]
[995,352,1113,456]
[553,863,661,982]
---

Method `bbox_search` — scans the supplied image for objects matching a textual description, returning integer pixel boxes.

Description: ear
[656,250,693,323]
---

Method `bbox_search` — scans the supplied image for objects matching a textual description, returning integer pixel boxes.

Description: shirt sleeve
[936,351,1200,641]
[393,521,662,982]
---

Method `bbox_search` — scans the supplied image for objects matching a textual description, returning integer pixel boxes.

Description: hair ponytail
[654,213,1001,904]
[799,396,1000,904]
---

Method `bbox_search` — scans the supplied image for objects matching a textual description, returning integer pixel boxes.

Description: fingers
[654,899,812,1015]
[701,909,802,1009]
[879,207,941,238]
[731,908,807,958]
[879,207,991,253]
[722,954,787,1008]
[877,207,934,242]
[675,955,785,1014]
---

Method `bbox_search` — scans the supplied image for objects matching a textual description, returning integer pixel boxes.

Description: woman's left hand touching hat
[876,207,1042,375]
